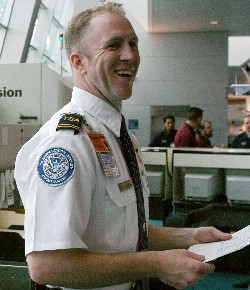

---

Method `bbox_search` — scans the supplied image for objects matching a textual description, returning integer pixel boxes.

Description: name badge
[118,179,134,193]
[88,132,120,177]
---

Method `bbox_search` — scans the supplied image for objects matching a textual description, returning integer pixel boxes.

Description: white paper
[188,225,250,262]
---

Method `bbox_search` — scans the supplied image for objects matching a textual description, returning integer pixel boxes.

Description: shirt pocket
[105,182,138,250]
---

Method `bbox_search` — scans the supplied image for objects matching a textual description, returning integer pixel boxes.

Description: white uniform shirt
[14,87,150,290]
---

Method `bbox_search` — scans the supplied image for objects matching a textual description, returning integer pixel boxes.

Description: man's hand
[148,224,232,251]
[154,249,215,289]
[192,226,232,245]
[148,227,231,289]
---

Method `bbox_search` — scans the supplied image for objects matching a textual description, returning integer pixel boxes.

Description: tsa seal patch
[37,147,75,186]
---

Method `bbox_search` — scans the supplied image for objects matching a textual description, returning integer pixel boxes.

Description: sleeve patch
[37,147,75,186]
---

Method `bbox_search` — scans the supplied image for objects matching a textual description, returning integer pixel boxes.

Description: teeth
[117,71,132,76]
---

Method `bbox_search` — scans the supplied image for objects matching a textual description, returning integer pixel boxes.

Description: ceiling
[114,0,250,85]
[149,0,249,35]
[120,0,250,36]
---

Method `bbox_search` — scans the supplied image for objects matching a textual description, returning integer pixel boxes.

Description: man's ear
[70,52,87,74]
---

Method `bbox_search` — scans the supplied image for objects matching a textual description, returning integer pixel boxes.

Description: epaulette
[56,112,84,134]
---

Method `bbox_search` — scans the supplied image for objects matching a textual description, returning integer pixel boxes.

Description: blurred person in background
[148,115,177,147]
[174,107,203,147]
[196,120,213,148]
[232,115,250,148]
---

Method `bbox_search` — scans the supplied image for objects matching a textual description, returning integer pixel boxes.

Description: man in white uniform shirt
[14,4,231,290]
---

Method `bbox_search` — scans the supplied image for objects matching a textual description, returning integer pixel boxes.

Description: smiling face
[75,11,140,109]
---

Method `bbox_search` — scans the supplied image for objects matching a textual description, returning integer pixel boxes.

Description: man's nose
[120,43,137,60]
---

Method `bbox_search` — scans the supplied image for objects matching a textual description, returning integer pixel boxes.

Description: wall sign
[0,87,22,97]
[128,119,139,130]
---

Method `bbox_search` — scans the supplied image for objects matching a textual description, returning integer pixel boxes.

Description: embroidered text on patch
[56,112,83,134]
[37,147,75,186]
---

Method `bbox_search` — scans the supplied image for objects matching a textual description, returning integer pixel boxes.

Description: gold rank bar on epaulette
[56,112,84,134]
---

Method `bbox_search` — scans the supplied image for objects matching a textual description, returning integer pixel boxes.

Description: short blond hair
[64,3,125,59]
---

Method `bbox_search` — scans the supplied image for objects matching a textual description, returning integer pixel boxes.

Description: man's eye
[108,42,120,50]
[130,41,138,49]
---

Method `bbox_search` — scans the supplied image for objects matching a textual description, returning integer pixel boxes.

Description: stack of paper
[188,225,250,262]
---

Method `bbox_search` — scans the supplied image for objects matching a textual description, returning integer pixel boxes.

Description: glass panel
[0,0,13,56]
[1,0,14,26]
[27,0,73,75]
[42,55,51,65]
[30,18,38,46]
[44,19,58,58]
[30,3,46,46]
[54,0,65,22]
[0,0,7,24]
[0,27,6,54]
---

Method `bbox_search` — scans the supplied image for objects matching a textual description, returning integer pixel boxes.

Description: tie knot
[120,115,128,139]
[120,114,126,130]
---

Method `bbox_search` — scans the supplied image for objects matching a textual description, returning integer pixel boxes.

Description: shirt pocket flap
[106,183,137,207]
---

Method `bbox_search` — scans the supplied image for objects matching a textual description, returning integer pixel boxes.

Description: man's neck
[186,120,196,129]
[245,130,250,137]
[201,134,209,139]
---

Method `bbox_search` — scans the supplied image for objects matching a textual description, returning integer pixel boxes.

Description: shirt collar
[71,87,122,137]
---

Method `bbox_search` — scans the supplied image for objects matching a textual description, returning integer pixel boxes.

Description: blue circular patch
[37,147,75,187]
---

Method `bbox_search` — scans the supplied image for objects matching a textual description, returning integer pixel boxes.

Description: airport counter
[141,147,250,230]
[142,147,250,276]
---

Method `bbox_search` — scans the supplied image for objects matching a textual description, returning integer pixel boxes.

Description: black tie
[120,116,149,290]
[120,115,148,251]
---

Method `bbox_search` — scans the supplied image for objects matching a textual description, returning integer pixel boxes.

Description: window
[0,0,7,24]
[43,18,61,59]
[27,0,73,75]
[0,0,14,26]
[54,0,65,22]
[0,0,14,55]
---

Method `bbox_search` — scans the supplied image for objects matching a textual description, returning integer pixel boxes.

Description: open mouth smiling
[116,70,133,77]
